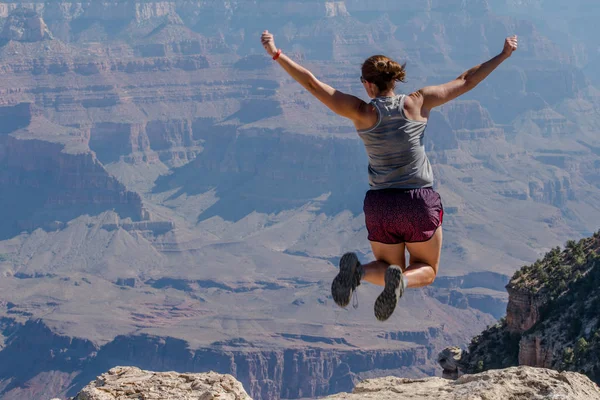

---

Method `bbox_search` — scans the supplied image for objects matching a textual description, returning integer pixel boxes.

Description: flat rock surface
[325,366,600,400]
[73,367,251,400]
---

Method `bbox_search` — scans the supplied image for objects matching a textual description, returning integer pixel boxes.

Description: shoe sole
[331,252,359,308]
[374,266,404,322]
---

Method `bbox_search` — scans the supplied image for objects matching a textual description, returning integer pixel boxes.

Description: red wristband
[273,49,282,61]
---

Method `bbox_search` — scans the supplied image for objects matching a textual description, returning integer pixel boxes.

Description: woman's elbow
[306,76,320,93]
[462,78,478,92]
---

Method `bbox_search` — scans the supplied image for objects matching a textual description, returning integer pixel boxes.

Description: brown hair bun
[362,55,406,92]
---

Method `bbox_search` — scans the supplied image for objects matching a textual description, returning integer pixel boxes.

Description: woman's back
[358,94,433,190]
[261,30,518,320]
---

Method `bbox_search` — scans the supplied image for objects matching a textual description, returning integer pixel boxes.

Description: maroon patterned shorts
[363,187,444,244]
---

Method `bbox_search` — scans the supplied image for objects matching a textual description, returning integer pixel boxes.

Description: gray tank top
[358,94,433,190]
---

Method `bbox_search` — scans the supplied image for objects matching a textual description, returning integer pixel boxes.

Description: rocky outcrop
[520,108,577,137]
[0,114,146,238]
[88,119,201,165]
[437,347,464,380]
[325,367,600,400]
[0,135,142,204]
[505,285,546,333]
[0,2,178,25]
[0,55,209,75]
[518,334,553,368]
[325,2,350,17]
[69,365,600,400]
[4,140,140,209]
[73,367,251,400]
[528,177,574,207]
[442,233,600,384]
[429,272,510,319]
[1,8,53,42]
[442,101,495,131]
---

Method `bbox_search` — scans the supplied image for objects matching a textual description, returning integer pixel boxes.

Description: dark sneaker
[374,265,404,321]
[331,252,362,308]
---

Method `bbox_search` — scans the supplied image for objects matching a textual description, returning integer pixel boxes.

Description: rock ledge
[68,365,600,400]
[324,366,600,400]
[73,366,252,400]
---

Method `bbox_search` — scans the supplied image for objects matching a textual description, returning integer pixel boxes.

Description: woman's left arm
[261,30,365,121]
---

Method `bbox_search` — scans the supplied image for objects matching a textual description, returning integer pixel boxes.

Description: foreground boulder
[73,367,251,400]
[69,365,600,400]
[438,346,464,379]
[324,366,600,400]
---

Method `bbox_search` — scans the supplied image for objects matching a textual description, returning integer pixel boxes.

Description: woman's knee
[426,267,438,285]
[406,261,438,282]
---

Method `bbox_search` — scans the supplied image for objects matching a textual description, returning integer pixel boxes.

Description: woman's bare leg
[404,227,443,288]
[331,229,441,311]
[361,242,406,287]
[362,228,442,288]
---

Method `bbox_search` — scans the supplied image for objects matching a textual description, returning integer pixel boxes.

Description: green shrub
[513,269,522,280]
[476,360,484,373]
[562,347,574,366]
[575,338,590,365]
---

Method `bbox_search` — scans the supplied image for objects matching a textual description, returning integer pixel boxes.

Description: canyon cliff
[0,1,599,399]
[445,231,600,385]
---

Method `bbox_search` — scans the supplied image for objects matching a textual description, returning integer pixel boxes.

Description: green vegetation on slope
[463,231,600,381]
[464,318,521,373]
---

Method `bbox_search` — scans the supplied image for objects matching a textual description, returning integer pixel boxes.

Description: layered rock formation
[0,1,599,400]
[428,272,509,319]
[0,284,490,400]
[445,232,600,384]
[325,367,600,400]
[0,106,145,240]
[73,367,251,400]
[69,366,600,400]
[0,0,595,264]
[1,8,53,42]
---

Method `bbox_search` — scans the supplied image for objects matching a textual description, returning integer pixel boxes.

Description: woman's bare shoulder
[403,92,429,122]
[354,100,379,131]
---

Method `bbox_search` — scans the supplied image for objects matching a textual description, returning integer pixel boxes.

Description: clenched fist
[261,30,277,57]
[502,35,518,58]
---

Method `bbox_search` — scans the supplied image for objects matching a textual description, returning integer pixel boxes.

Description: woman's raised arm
[261,30,366,123]
[408,36,518,114]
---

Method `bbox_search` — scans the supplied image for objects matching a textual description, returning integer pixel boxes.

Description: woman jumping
[261,31,518,321]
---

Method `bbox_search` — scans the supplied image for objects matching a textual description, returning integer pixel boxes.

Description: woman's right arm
[261,30,366,123]
[409,36,518,113]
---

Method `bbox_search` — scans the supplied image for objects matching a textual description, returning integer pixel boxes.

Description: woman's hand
[261,30,278,57]
[415,34,519,110]
[501,35,518,58]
